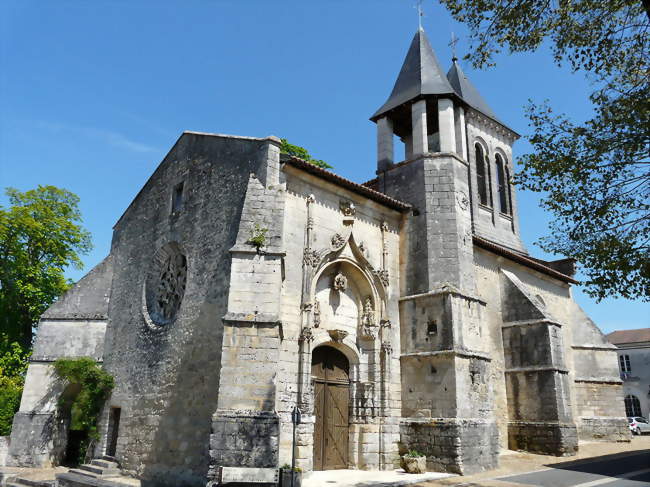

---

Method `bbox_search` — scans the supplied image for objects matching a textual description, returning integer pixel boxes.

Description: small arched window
[475,143,491,207]
[624,394,642,417]
[496,154,511,215]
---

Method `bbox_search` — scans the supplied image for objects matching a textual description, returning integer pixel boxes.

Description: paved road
[495,450,650,487]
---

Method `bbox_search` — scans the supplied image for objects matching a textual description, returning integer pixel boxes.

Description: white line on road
[571,468,650,487]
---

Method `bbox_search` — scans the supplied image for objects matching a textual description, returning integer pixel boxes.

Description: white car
[628,417,650,435]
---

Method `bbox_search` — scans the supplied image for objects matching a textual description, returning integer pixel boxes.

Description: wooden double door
[312,346,350,470]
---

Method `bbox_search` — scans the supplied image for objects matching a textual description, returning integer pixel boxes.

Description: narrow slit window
[475,143,490,207]
[172,182,184,213]
[496,154,510,214]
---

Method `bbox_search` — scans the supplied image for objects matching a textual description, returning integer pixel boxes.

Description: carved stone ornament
[299,326,314,343]
[380,319,392,329]
[381,341,393,355]
[303,247,319,267]
[312,299,321,328]
[331,233,346,250]
[339,200,356,217]
[374,269,389,288]
[328,329,348,343]
[144,243,187,328]
[359,296,377,339]
[456,191,470,210]
[332,271,348,292]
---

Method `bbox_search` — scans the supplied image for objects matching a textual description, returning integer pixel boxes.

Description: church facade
[4,29,628,486]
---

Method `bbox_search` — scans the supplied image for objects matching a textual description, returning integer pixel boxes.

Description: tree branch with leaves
[440,0,649,300]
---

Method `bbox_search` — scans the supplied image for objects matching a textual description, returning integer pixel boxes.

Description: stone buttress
[207,138,285,481]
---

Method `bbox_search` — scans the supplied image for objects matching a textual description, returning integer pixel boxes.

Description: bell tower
[372,28,465,170]
[371,28,499,475]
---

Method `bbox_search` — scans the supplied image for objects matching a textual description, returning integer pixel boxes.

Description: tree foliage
[0,186,93,348]
[439,0,649,300]
[53,357,114,462]
[280,138,333,169]
[0,339,30,435]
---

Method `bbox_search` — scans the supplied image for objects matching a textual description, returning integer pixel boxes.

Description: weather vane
[449,31,459,61]
[415,0,424,30]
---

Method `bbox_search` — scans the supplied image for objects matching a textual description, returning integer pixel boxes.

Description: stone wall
[0,436,9,466]
[101,132,280,486]
[464,109,524,252]
[400,419,498,475]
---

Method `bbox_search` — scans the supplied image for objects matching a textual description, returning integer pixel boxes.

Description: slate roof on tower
[446,59,498,121]
[371,28,455,121]
[446,59,515,133]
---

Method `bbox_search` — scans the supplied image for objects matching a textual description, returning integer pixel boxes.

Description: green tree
[280,138,333,169]
[0,339,30,435]
[0,186,93,348]
[439,0,649,301]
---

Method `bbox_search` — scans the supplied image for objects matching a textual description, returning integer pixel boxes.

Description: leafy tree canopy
[280,138,333,169]
[440,0,649,301]
[0,186,93,348]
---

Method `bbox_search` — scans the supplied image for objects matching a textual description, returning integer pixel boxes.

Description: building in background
[607,328,650,419]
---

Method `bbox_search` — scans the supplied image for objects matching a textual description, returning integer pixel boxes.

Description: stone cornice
[401,349,492,361]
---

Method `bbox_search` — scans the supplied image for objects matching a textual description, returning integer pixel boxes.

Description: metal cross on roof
[449,31,459,61]
[415,0,424,30]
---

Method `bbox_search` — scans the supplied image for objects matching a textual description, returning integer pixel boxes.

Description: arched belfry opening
[312,346,350,470]
[371,28,460,171]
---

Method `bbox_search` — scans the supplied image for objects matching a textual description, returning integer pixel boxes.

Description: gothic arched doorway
[312,346,350,470]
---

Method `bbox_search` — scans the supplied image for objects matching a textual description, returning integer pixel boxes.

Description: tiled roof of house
[606,328,650,345]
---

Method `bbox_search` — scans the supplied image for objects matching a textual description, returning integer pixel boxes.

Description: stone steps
[56,456,123,486]
[67,464,120,478]
[56,472,138,487]
[6,478,55,487]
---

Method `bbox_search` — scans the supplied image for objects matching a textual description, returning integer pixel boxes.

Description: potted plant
[401,450,426,474]
[279,464,302,487]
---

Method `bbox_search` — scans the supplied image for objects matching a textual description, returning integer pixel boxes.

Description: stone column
[454,105,467,160]
[438,98,456,153]
[377,117,394,171]
[411,99,428,156]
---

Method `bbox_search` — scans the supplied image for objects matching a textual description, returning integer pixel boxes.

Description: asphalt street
[495,450,650,487]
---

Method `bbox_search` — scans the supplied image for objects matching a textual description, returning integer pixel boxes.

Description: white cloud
[38,121,159,154]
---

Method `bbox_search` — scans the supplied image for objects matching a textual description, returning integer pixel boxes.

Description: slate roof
[446,60,517,135]
[606,328,650,345]
[447,60,498,122]
[371,28,455,121]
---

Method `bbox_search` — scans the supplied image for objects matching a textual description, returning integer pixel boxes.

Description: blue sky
[1,1,647,333]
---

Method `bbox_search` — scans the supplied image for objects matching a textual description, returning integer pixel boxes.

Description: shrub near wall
[53,357,114,463]
[0,341,29,435]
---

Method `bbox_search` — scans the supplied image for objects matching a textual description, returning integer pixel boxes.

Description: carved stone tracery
[145,243,187,327]
[331,233,346,250]
[303,248,319,267]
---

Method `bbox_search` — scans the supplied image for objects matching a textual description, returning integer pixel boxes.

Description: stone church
[4,28,627,486]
